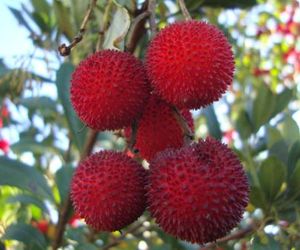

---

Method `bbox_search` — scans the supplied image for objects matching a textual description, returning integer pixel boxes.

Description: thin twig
[128,120,138,152]
[148,0,157,36]
[58,0,98,56]
[52,130,98,250]
[171,106,194,144]
[126,0,149,53]
[200,223,256,250]
[102,221,144,250]
[178,0,192,20]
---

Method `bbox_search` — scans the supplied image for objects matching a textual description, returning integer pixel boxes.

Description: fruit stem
[177,0,192,20]
[128,120,138,151]
[148,0,157,36]
[171,106,194,144]
[58,0,98,56]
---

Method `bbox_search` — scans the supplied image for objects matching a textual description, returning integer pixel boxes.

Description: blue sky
[0,0,33,65]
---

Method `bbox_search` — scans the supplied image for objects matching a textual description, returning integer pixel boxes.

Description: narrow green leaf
[235,109,253,139]
[30,0,50,14]
[203,105,222,140]
[258,156,286,203]
[266,126,283,149]
[278,115,300,146]
[2,223,46,250]
[271,88,294,118]
[103,1,131,50]
[53,1,74,40]
[0,157,53,201]
[11,138,63,156]
[251,84,276,132]
[7,194,49,215]
[8,7,35,34]
[287,140,300,177]
[250,186,266,209]
[288,160,300,199]
[19,97,57,111]
[55,165,74,203]
[56,63,86,151]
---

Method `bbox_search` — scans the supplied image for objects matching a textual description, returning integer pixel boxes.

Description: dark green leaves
[258,157,286,203]
[56,63,86,151]
[0,157,53,201]
[2,223,46,250]
[203,105,222,140]
[55,165,74,203]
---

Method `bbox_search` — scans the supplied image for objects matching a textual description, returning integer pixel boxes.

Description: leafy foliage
[0,0,299,249]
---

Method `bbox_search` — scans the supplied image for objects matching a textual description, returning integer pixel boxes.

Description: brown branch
[178,0,192,20]
[102,221,144,250]
[128,120,138,152]
[171,106,194,144]
[126,0,149,53]
[58,0,98,56]
[148,0,157,36]
[199,223,256,250]
[52,130,98,250]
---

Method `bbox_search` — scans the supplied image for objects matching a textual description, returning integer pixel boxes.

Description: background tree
[0,0,299,249]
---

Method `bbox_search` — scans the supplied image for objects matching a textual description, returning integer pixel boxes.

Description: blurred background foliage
[0,0,299,249]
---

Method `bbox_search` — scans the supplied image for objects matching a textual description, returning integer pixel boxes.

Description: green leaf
[251,84,276,132]
[11,138,63,156]
[250,186,266,209]
[53,1,74,40]
[2,223,46,250]
[19,96,57,111]
[269,140,289,165]
[288,160,300,199]
[203,105,222,140]
[278,115,299,146]
[30,0,50,14]
[271,88,294,118]
[103,1,131,50]
[258,156,286,203]
[0,157,53,201]
[7,194,49,215]
[287,141,300,177]
[56,63,86,151]
[8,7,35,34]
[235,109,253,139]
[55,165,74,203]
[252,235,281,250]
[266,126,283,149]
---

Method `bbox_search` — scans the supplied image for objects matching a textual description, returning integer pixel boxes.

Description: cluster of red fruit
[0,104,10,154]
[70,20,249,244]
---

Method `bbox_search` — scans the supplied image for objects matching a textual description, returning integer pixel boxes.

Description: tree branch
[52,130,98,250]
[171,106,194,144]
[102,221,144,250]
[200,223,256,249]
[178,0,192,20]
[58,0,98,56]
[148,0,157,36]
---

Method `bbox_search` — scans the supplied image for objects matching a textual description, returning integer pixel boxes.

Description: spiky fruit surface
[146,21,234,109]
[148,138,249,244]
[126,95,194,161]
[71,151,147,231]
[71,50,149,130]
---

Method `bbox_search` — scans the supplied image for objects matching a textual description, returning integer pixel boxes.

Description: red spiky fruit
[148,137,249,244]
[71,151,147,231]
[71,50,150,131]
[126,95,194,161]
[146,21,235,109]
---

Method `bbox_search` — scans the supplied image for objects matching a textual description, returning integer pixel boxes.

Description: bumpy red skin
[71,151,147,231]
[148,138,249,244]
[128,95,194,161]
[71,50,150,131]
[146,21,235,109]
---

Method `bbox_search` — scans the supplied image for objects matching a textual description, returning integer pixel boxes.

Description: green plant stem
[52,130,98,250]
[177,0,192,20]
[244,143,260,187]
